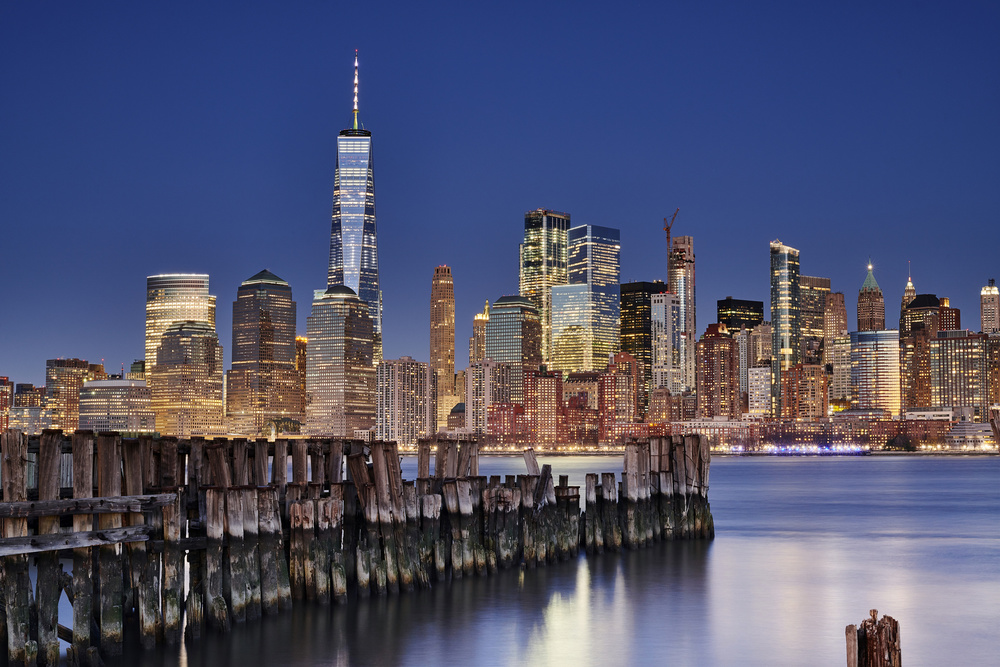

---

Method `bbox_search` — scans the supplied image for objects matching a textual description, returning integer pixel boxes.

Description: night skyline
[3,2,999,385]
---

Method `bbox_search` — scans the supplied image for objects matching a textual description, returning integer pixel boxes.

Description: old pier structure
[0,429,712,665]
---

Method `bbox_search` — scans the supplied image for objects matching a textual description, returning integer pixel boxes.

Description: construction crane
[663,208,679,254]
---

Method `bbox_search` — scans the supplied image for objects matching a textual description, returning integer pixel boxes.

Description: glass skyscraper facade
[769,240,801,416]
[667,235,696,392]
[150,321,225,437]
[484,296,542,405]
[519,208,570,361]
[620,280,667,413]
[850,329,900,416]
[145,274,216,369]
[651,291,683,394]
[328,54,381,361]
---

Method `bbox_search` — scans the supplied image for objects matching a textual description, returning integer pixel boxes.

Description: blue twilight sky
[2,1,999,385]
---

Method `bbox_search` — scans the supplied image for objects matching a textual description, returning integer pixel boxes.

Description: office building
[747,366,772,416]
[469,301,489,365]
[376,357,436,446]
[780,363,828,420]
[800,275,830,365]
[982,279,999,333]
[828,336,852,410]
[621,280,668,412]
[598,354,640,444]
[850,330,900,416]
[295,337,308,415]
[327,52,382,362]
[150,321,225,437]
[484,296,542,404]
[900,271,917,329]
[930,331,991,421]
[695,324,740,420]
[0,377,11,431]
[857,263,885,332]
[45,358,106,432]
[79,379,155,434]
[823,292,848,348]
[524,368,563,447]
[145,274,216,369]
[519,208,570,360]
[226,270,302,436]
[306,285,376,437]
[770,240,801,415]
[717,297,764,331]
[651,291,683,394]
[668,235,696,391]
[430,266,456,393]
[465,360,513,435]
[14,383,46,408]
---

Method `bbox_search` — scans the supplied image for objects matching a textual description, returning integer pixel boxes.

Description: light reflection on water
[113,455,998,666]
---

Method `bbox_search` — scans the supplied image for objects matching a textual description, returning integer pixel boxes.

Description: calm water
[141,455,998,666]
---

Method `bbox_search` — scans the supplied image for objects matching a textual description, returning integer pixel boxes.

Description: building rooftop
[323,284,358,297]
[243,269,287,286]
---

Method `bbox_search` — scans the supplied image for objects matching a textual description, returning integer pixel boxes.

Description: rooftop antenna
[353,50,359,130]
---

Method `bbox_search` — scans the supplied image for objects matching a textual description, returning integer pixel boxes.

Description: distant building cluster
[4,55,999,452]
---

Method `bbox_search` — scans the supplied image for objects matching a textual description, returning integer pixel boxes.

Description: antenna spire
[353,50,359,130]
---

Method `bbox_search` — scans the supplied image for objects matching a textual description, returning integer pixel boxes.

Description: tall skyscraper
[519,208,570,361]
[45,358,106,432]
[857,262,885,332]
[328,52,382,362]
[823,292,848,346]
[150,321,225,437]
[769,240,801,416]
[145,274,216,369]
[780,363,828,420]
[717,297,764,331]
[306,285,375,437]
[930,331,992,421]
[430,266,456,393]
[668,235,696,392]
[620,280,667,413]
[695,324,739,420]
[469,301,489,365]
[226,270,302,436]
[376,356,436,446]
[484,296,542,405]
[900,269,917,328]
[827,336,852,410]
[850,330,900,416]
[550,225,621,373]
[465,360,512,435]
[799,275,830,365]
[981,279,999,333]
[651,292,683,394]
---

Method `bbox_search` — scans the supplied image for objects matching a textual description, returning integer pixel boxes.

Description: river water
[137,455,998,666]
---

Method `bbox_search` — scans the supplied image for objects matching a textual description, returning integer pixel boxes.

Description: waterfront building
[45,358,106,432]
[823,292,848,350]
[695,324,740,420]
[465,360,513,435]
[747,366,772,416]
[651,292,683,394]
[469,301,489,365]
[621,280,668,412]
[226,270,302,436]
[376,356,436,446]
[800,275,830,365]
[780,363,828,420]
[770,240,801,416]
[519,208,570,361]
[79,379,155,433]
[145,274,216,369]
[850,329,900,416]
[430,266,456,393]
[484,296,542,405]
[668,236,696,392]
[598,355,639,445]
[828,336,852,410]
[929,330,992,421]
[717,297,764,331]
[524,368,563,447]
[328,53,382,362]
[0,377,11,431]
[734,327,750,405]
[295,337,308,415]
[857,263,885,332]
[8,406,47,435]
[982,279,1000,333]
[150,321,225,437]
[446,403,466,430]
[305,285,375,437]
[749,322,773,367]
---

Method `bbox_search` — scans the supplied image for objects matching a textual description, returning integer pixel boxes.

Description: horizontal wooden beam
[0,493,177,518]
[0,525,150,556]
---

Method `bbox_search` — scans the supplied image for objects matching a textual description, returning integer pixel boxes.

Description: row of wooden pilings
[0,429,713,666]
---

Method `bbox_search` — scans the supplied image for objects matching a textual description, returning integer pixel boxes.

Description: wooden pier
[0,429,712,665]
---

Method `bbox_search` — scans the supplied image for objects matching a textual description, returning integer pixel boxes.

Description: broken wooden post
[2,429,32,665]
[240,487,262,620]
[36,431,62,666]
[256,486,288,614]
[70,431,95,661]
[97,432,124,656]
[122,436,158,650]
[846,609,901,667]
[162,492,184,643]
[203,488,230,633]
[600,472,622,550]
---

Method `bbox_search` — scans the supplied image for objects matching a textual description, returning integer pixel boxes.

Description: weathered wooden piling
[241,487,263,619]
[2,429,33,666]
[122,436,159,650]
[204,488,231,633]
[70,431,95,663]
[97,433,125,656]
[35,431,61,666]
[162,492,184,643]
[846,609,901,667]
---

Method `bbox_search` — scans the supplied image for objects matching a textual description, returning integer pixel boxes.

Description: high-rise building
[598,353,641,444]
[226,270,302,436]
[524,368,563,447]
[150,322,225,437]
[327,52,382,362]
[0,377,12,431]
[668,235,696,391]
[828,336,852,410]
[295,336,308,415]
[780,363,828,420]
[717,297,764,331]
[651,292,683,394]
[306,285,375,437]
[45,358,106,432]
[857,263,885,332]
[747,366,772,416]
[620,281,668,412]
[465,360,513,435]
[550,225,621,373]
[749,322,773,367]
[981,279,999,333]
[484,296,542,405]
[376,356,436,446]
[145,274,216,369]
[519,208,570,361]
[695,324,739,420]
[900,270,917,329]
[79,379,155,434]
[850,330,900,416]
[930,331,992,421]
[823,292,848,348]
[800,275,830,365]
[770,240,801,416]
[430,265,456,390]
[469,301,489,365]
